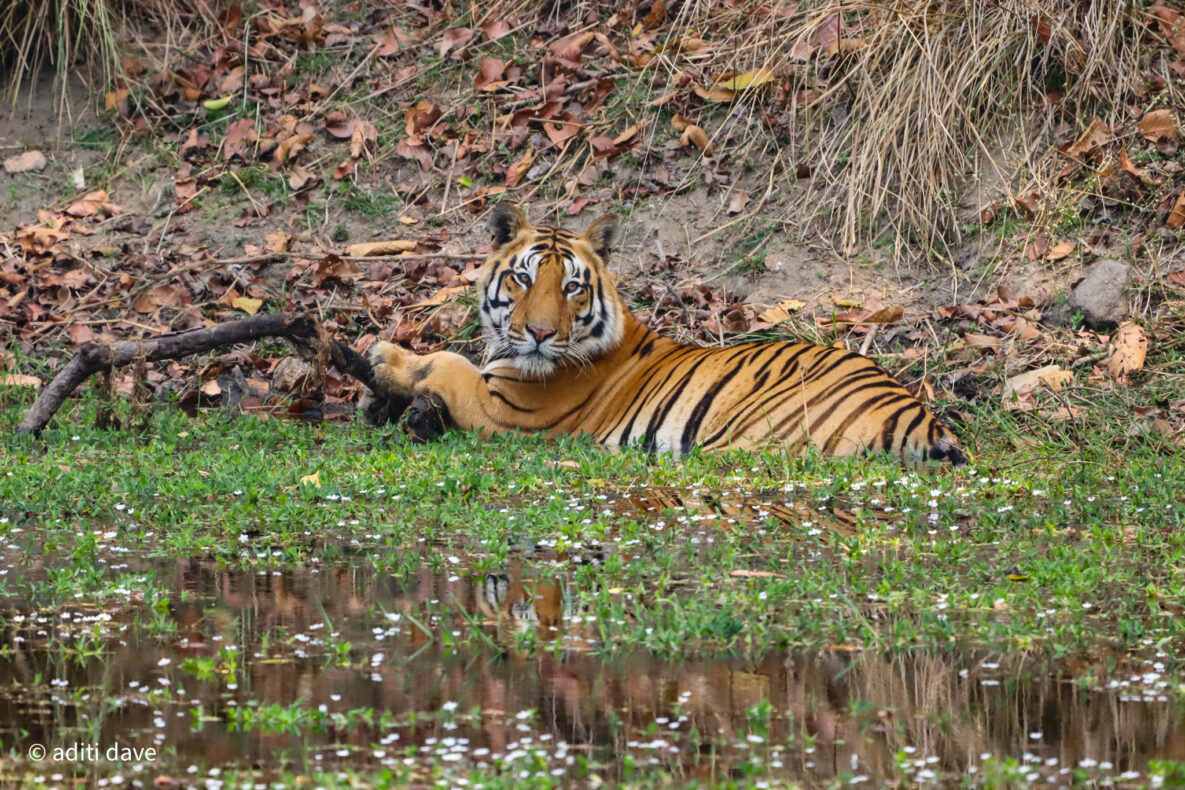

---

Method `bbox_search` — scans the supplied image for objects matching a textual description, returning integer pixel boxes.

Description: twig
[858,324,879,357]
[1070,350,1110,368]
[339,253,482,263]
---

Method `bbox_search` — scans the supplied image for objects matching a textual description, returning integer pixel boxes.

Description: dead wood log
[16,312,377,436]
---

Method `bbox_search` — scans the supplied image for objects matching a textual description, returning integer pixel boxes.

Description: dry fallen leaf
[1002,365,1072,410]
[727,191,751,214]
[1119,145,1147,184]
[288,166,316,191]
[265,231,291,253]
[411,283,470,309]
[66,190,109,217]
[757,299,805,324]
[505,149,534,187]
[641,0,666,29]
[1139,109,1179,142]
[312,255,362,287]
[133,284,188,314]
[613,125,639,146]
[729,569,786,579]
[694,85,735,102]
[345,240,417,257]
[134,291,160,314]
[232,296,263,315]
[1151,3,1185,53]
[909,378,936,403]
[437,27,475,58]
[3,150,48,174]
[1106,322,1147,382]
[0,373,42,388]
[715,67,776,92]
[1014,191,1041,215]
[350,119,378,160]
[16,221,70,256]
[105,88,130,112]
[1065,116,1111,159]
[474,54,509,91]
[864,305,904,324]
[300,470,322,488]
[1024,233,1050,260]
[324,111,355,139]
[1167,193,1185,229]
[1046,241,1076,261]
[823,302,904,326]
[674,35,709,53]
[200,379,222,397]
[679,124,713,155]
[777,298,806,312]
[481,19,512,40]
[68,324,93,346]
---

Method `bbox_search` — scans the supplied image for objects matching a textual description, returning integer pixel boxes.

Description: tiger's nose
[526,324,556,343]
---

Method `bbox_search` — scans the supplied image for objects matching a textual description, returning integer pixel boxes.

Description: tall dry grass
[0,0,211,111]
[658,0,1141,260]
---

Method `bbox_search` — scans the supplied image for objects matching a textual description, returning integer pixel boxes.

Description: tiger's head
[478,204,625,378]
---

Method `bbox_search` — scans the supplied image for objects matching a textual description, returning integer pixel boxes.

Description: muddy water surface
[0,489,1180,787]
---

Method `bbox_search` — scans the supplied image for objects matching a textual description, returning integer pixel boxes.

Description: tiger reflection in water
[476,558,590,640]
[477,489,860,640]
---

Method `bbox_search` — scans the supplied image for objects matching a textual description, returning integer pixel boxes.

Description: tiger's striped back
[578,329,964,464]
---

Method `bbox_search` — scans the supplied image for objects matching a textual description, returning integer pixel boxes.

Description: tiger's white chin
[512,353,559,378]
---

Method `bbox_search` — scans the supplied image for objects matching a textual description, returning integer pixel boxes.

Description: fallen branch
[16,312,376,436]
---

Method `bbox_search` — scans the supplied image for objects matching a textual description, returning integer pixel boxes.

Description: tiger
[362,204,966,465]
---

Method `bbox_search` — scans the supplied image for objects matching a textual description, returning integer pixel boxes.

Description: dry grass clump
[0,0,210,111]
[663,0,1141,260]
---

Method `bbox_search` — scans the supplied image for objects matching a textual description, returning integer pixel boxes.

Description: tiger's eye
[564,281,584,296]
[515,272,532,287]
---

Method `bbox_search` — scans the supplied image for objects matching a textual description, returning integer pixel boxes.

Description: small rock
[1042,301,1073,329]
[1069,259,1130,329]
[526,159,553,181]
[3,150,48,174]
[272,356,315,394]
[953,243,982,271]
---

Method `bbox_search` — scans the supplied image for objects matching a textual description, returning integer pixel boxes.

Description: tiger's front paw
[359,341,415,426]
[369,340,414,395]
[369,340,409,372]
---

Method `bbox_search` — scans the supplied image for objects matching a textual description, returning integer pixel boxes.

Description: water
[0,489,1180,786]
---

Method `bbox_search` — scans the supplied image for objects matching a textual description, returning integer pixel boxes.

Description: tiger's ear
[583,213,619,262]
[488,204,529,248]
